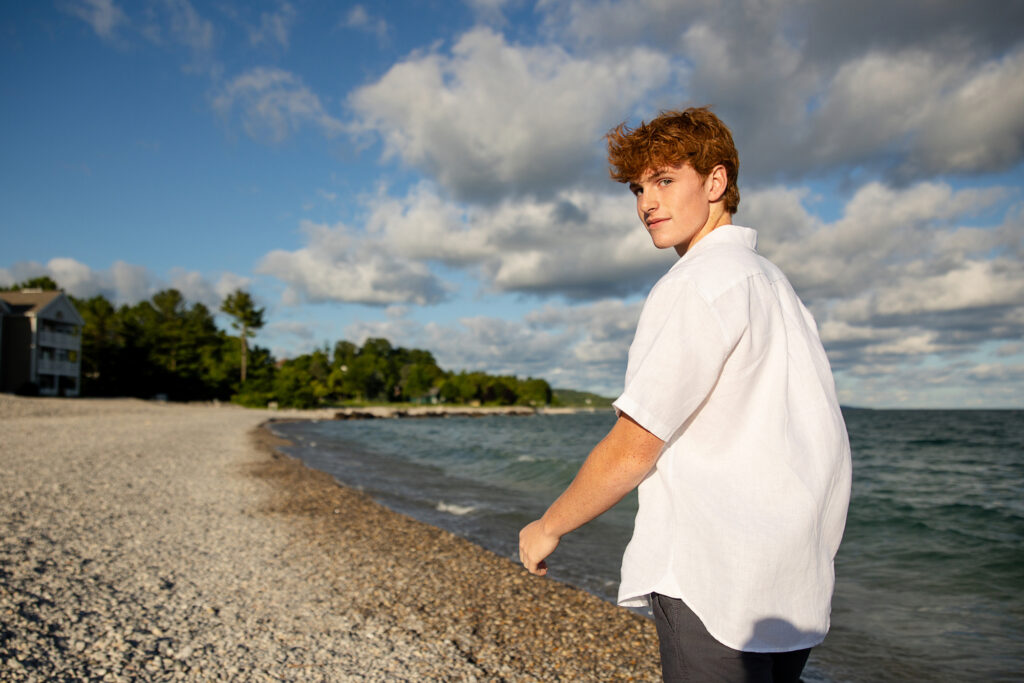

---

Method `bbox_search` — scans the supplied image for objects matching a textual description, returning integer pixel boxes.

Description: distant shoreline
[261,403,610,421]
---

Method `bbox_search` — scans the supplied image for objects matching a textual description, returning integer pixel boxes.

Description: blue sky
[2,0,1022,408]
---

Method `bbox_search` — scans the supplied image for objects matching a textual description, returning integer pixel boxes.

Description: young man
[519,107,851,682]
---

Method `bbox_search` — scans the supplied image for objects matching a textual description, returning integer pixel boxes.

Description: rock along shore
[328,404,603,420]
[1,396,658,681]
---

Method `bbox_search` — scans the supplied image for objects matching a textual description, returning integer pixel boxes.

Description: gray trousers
[651,593,811,682]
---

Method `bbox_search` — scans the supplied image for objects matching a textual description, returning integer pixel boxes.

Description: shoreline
[1,395,658,680]
[249,418,661,680]
[303,403,608,420]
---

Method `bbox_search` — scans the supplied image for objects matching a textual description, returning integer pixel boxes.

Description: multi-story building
[0,289,84,396]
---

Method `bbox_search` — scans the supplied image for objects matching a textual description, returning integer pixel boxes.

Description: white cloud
[262,182,669,306]
[42,0,1024,408]
[0,258,253,311]
[463,0,516,24]
[350,28,672,201]
[344,316,433,353]
[76,0,219,74]
[754,181,1010,299]
[835,354,1024,408]
[47,257,104,295]
[260,318,339,361]
[806,49,961,167]
[968,362,1024,384]
[107,261,154,303]
[215,272,253,300]
[64,0,127,40]
[341,5,388,41]
[741,180,1024,386]
[267,320,317,340]
[263,172,1021,396]
[0,258,154,304]
[537,0,709,50]
[535,0,1024,182]
[997,342,1024,358]
[249,2,295,49]
[213,67,345,143]
[169,269,252,309]
[364,184,672,299]
[164,0,215,55]
[342,298,642,395]
[911,47,1024,174]
[806,47,1024,177]
[256,220,450,306]
[871,259,1024,318]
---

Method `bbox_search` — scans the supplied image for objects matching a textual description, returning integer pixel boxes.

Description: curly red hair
[607,106,740,214]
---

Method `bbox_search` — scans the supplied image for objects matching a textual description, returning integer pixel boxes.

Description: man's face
[629,164,715,257]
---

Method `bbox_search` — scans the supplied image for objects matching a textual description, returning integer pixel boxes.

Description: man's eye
[659,178,672,186]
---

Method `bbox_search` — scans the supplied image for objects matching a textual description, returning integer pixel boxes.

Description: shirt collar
[680,224,757,262]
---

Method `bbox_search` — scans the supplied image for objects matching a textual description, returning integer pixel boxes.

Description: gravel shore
[1,396,659,681]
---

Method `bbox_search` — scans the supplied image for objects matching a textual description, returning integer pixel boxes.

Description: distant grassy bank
[551,388,614,408]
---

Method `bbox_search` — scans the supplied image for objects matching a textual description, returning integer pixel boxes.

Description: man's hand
[519,519,560,576]
[517,414,663,577]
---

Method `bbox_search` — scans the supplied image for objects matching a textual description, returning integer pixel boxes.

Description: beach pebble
[0,395,660,681]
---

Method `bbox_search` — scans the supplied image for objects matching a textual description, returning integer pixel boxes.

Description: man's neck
[675,209,733,258]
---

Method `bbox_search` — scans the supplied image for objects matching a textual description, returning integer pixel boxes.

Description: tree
[517,377,553,406]
[120,290,221,399]
[220,289,265,383]
[273,359,317,408]
[75,294,120,396]
[2,275,60,291]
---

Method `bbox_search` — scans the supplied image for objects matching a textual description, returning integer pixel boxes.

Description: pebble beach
[0,396,660,681]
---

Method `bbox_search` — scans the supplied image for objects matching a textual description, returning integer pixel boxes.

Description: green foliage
[272,357,319,409]
[69,288,248,401]
[2,276,60,291]
[229,344,276,407]
[220,289,264,335]
[518,378,554,406]
[48,278,558,408]
[269,339,553,409]
[551,388,614,408]
[220,289,265,383]
[436,371,553,407]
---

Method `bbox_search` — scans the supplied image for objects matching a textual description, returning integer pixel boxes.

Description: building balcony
[38,330,81,351]
[37,358,79,377]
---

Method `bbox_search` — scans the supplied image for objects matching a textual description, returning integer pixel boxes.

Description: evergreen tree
[220,289,265,383]
[74,295,121,396]
[1,275,60,291]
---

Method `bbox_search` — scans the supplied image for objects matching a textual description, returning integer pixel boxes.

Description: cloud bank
[43,0,1024,406]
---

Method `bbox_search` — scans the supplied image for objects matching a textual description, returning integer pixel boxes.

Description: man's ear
[706,165,728,203]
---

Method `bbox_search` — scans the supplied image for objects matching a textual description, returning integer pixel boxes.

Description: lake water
[271,408,1024,682]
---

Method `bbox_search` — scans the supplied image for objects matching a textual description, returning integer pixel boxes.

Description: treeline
[4,276,553,409]
[251,338,553,409]
[75,288,243,401]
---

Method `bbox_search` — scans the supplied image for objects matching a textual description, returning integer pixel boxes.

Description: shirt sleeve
[613,277,732,442]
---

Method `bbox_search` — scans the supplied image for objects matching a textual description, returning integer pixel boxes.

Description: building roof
[0,290,84,326]
[0,289,63,316]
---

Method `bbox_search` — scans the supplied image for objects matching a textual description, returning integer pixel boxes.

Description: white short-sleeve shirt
[613,225,851,653]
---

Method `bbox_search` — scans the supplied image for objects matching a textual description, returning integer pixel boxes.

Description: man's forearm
[539,415,663,536]
[519,414,664,576]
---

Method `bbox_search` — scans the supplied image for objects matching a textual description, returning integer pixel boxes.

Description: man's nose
[639,190,657,214]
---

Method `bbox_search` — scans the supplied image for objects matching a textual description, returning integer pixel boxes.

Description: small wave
[436,501,475,516]
[516,455,538,462]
